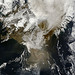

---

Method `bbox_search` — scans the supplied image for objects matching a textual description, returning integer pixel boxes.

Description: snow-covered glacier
[0,0,75,75]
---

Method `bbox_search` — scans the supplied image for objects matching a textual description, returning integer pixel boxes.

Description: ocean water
[0,21,74,75]
[0,0,75,75]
